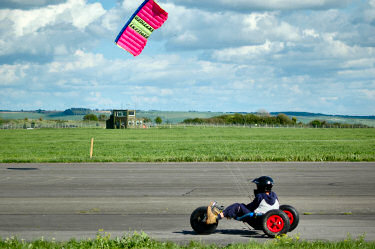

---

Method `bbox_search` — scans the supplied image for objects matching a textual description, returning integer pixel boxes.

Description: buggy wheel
[190,206,218,234]
[261,209,290,238]
[280,205,299,232]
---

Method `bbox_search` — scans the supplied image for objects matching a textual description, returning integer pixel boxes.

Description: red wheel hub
[267,215,284,233]
[283,210,294,225]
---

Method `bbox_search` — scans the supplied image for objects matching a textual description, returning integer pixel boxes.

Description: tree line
[182,113,297,126]
[182,113,370,128]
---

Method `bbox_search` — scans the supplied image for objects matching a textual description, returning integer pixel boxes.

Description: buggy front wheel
[190,206,218,234]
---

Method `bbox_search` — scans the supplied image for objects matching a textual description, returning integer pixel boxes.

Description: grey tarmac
[0,162,374,244]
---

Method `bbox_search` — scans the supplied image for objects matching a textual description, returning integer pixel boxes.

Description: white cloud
[337,68,375,78]
[342,58,375,69]
[3,0,105,37]
[320,96,339,102]
[0,0,108,61]
[163,7,302,51]
[0,88,27,99]
[320,33,364,58]
[231,80,255,90]
[53,91,80,97]
[168,0,352,11]
[288,85,303,95]
[0,65,19,85]
[0,64,28,85]
[212,40,285,62]
[359,89,375,100]
[121,0,144,12]
[49,50,105,72]
[364,0,375,23]
[0,0,66,10]
[174,31,198,44]
[243,12,273,31]
[303,29,320,38]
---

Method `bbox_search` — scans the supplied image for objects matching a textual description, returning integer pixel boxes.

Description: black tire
[261,209,290,238]
[280,205,299,232]
[190,206,218,234]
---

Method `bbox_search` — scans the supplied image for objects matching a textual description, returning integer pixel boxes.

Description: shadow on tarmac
[174,229,266,238]
[7,167,39,170]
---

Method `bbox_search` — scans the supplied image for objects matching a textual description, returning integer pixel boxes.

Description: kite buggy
[190,203,299,238]
[190,176,299,238]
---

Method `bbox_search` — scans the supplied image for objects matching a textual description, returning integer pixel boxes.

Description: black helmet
[252,176,274,193]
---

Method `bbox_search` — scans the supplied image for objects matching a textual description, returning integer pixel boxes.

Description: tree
[276,113,293,125]
[309,119,326,127]
[64,108,91,115]
[98,114,108,121]
[232,113,245,124]
[155,116,162,124]
[143,117,152,123]
[83,114,98,121]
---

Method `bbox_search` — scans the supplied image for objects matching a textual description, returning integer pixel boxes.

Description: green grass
[1,232,374,249]
[0,127,374,163]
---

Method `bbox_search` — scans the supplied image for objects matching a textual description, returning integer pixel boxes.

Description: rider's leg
[222,203,251,219]
[206,202,222,224]
[207,202,251,224]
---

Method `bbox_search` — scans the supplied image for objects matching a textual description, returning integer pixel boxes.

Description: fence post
[90,138,94,159]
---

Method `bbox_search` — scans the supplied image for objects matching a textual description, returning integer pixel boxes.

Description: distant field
[0,127,374,163]
[0,111,223,123]
[136,110,225,123]
[0,111,107,121]
[1,110,375,126]
[139,111,375,126]
[294,115,375,127]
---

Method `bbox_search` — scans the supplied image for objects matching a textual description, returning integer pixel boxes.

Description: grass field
[1,232,374,249]
[0,127,374,163]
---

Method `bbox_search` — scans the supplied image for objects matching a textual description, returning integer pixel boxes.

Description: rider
[206,176,279,224]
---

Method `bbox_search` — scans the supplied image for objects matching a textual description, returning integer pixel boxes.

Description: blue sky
[0,0,374,115]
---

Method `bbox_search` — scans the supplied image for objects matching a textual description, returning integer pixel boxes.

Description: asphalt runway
[0,162,374,244]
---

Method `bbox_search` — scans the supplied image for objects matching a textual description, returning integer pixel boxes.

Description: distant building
[106,110,144,129]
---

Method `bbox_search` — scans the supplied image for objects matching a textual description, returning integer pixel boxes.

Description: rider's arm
[245,194,263,212]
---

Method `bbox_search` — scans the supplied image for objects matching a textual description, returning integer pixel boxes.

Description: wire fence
[0,121,106,129]
[160,123,372,129]
[0,121,372,130]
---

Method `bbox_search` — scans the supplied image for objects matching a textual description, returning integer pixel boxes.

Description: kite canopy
[115,0,168,56]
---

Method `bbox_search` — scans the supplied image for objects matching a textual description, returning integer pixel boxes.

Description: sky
[0,0,374,115]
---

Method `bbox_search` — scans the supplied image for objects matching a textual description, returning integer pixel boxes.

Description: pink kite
[115,0,168,56]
